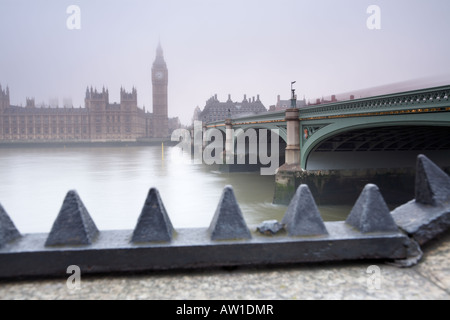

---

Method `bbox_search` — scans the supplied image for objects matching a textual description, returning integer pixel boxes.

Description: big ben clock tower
[151,42,169,138]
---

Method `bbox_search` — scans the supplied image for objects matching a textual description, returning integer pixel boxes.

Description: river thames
[0,145,350,233]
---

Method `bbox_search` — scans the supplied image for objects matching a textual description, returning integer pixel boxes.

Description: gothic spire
[153,40,166,68]
[157,39,163,57]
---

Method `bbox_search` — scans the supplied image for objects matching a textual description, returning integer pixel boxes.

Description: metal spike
[208,186,251,241]
[45,190,99,246]
[281,184,328,236]
[346,184,398,233]
[131,188,174,243]
[415,154,450,206]
[0,203,21,248]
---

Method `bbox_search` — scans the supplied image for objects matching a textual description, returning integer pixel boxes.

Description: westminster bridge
[206,85,450,204]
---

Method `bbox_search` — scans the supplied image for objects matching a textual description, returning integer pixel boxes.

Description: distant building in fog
[0,43,180,143]
[168,116,181,133]
[194,94,267,123]
[268,94,307,111]
[307,95,338,106]
[49,98,59,108]
[151,42,169,138]
[267,93,358,110]
[0,85,145,142]
[63,98,73,108]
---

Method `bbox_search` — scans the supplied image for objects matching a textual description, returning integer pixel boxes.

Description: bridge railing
[204,85,450,128]
[299,85,450,118]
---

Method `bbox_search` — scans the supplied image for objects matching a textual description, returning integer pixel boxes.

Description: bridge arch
[302,116,450,169]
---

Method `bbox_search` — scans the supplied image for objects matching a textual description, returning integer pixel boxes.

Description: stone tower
[151,42,169,138]
[85,86,109,140]
[0,84,9,140]
[0,84,10,111]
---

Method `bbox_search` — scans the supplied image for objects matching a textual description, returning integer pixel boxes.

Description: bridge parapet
[207,86,450,128]
[299,85,450,119]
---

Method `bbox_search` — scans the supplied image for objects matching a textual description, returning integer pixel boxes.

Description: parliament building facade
[0,44,174,143]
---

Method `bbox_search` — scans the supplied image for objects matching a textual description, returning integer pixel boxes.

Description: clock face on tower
[155,71,164,80]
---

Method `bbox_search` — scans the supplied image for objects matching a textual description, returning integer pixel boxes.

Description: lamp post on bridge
[285,81,301,165]
[291,81,297,109]
[225,110,234,164]
[273,82,303,204]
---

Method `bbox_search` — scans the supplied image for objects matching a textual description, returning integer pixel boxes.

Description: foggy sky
[1,0,450,124]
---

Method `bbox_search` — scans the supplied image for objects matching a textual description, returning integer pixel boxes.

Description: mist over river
[0,145,349,233]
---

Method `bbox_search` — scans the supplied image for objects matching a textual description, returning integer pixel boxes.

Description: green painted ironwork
[206,85,450,169]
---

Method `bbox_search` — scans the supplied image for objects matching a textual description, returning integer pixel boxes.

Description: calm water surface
[0,146,350,233]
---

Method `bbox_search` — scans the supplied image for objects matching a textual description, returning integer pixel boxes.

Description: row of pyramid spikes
[282,154,450,235]
[1,154,449,247]
[0,183,399,247]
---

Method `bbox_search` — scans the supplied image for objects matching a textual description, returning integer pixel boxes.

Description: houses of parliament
[0,44,177,143]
